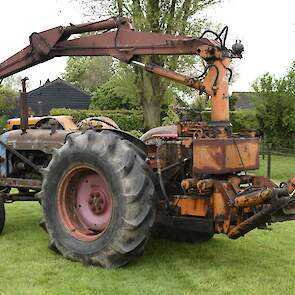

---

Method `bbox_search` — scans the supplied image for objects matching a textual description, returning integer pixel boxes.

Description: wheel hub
[58,166,113,241]
[88,192,107,215]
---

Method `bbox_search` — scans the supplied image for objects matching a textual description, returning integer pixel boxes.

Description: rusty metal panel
[174,197,209,217]
[7,129,74,154]
[193,137,259,174]
[0,177,41,189]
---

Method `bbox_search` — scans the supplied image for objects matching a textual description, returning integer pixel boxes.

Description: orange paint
[203,58,231,122]
[175,198,208,217]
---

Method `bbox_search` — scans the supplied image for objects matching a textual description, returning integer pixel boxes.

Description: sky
[0,0,294,92]
[0,0,82,90]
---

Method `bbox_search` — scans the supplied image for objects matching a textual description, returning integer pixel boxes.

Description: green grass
[0,155,295,295]
[258,154,295,184]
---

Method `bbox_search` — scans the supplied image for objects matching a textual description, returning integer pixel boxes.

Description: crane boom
[0,16,243,124]
[0,16,216,80]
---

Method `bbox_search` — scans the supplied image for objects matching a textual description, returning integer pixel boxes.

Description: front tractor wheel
[0,197,5,234]
[41,130,155,268]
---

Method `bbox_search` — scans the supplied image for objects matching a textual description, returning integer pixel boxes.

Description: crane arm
[0,16,244,124]
[0,16,219,80]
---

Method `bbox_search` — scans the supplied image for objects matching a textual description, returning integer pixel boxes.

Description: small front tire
[0,197,5,234]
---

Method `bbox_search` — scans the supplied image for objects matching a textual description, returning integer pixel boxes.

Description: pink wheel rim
[57,165,113,241]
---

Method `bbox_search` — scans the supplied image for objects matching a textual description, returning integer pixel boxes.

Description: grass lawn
[0,155,295,295]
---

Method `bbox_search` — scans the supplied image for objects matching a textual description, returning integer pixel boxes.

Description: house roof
[28,78,90,97]
[27,77,91,115]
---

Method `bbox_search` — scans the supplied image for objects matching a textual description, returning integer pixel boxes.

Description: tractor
[6,115,77,131]
[0,16,294,268]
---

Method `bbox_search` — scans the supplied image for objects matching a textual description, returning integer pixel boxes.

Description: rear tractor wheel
[41,130,155,268]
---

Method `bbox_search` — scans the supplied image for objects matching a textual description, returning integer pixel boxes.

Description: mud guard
[102,129,147,155]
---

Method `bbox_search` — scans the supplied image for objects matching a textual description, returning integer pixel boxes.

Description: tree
[229,94,239,111]
[2,75,27,91]
[91,66,141,110]
[74,0,220,130]
[0,84,17,116]
[62,56,113,93]
[252,69,295,148]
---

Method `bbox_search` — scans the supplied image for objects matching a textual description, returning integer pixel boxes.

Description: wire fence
[261,142,295,157]
[258,143,295,183]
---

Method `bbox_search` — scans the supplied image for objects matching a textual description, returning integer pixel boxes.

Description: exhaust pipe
[20,77,29,134]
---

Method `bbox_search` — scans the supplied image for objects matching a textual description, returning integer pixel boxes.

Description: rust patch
[193,137,259,175]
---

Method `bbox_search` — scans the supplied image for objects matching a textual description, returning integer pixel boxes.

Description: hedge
[50,108,144,132]
[50,108,259,134]
[202,109,259,132]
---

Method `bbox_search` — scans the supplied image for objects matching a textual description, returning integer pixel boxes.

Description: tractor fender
[140,125,177,144]
[101,129,147,155]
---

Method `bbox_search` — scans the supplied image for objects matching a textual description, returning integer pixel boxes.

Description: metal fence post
[267,143,271,179]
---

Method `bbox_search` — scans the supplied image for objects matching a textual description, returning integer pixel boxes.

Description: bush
[230,109,259,132]
[0,115,8,130]
[201,109,259,132]
[51,108,259,135]
[50,108,144,132]
[252,71,295,148]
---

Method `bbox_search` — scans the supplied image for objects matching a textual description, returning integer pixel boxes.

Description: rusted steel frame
[287,176,295,194]
[7,129,70,154]
[234,188,273,208]
[181,178,214,192]
[133,60,203,90]
[214,181,238,233]
[20,77,29,134]
[0,140,41,174]
[155,214,214,234]
[181,178,199,190]
[252,176,277,188]
[0,17,131,79]
[144,64,203,90]
[62,16,132,36]
[0,23,213,79]
[161,156,191,173]
[229,175,277,189]
[228,196,289,239]
[3,194,40,202]
[0,177,41,189]
[155,142,169,206]
[203,59,231,122]
[174,197,210,217]
[271,198,295,222]
[212,190,227,233]
[0,26,64,79]
[52,31,212,62]
[193,137,259,175]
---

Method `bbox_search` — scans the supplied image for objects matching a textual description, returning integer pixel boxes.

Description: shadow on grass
[1,202,286,269]
[1,202,295,295]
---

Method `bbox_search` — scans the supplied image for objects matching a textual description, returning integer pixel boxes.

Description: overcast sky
[0,0,294,92]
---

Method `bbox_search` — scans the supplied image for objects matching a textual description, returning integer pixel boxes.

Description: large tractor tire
[41,130,155,268]
[0,197,5,234]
